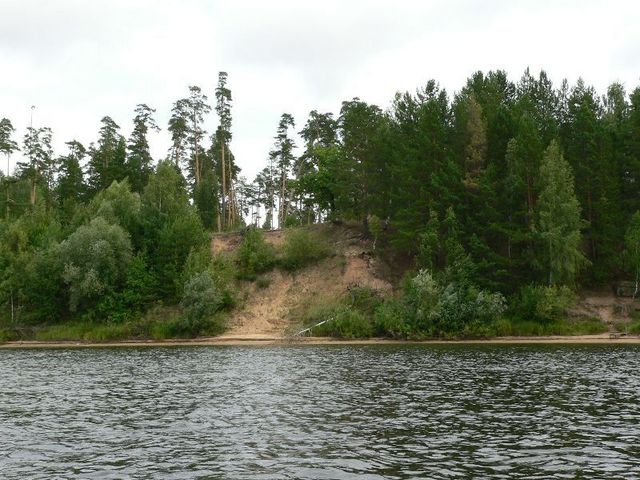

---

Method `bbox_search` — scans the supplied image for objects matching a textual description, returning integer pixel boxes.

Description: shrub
[400,269,506,338]
[312,306,373,338]
[236,227,276,280]
[510,285,577,323]
[279,229,331,271]
[348,286,383,315]
[373,299,409,338]
[180,271,225,335]
[181,247,235,308]
[256,276,271,289]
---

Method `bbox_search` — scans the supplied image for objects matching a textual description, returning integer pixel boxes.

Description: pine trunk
[221,141,226,230]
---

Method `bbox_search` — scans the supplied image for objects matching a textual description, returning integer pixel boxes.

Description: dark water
[1,345,640,479]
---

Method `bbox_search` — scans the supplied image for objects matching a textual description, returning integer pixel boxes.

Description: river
[1,344,639,479]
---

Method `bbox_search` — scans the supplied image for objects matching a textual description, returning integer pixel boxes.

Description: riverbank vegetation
[1,68,640,341]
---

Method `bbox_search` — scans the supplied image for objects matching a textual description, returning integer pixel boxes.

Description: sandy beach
[2,333,640,349]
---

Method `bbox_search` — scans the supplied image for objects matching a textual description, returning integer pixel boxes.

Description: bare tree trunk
[279,174,286,227]
[30,178,36,206]
[227,154,234,227]
[221,141,226,230]
[5,181,9,219]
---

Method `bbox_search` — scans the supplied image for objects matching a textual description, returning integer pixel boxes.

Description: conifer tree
[0,118,19,217]
[269,113,296,227]
[56,140,86,208]
[19,126,53,206]
[87,116,125,193]
[215,72,233,229]
[127,104,159,193]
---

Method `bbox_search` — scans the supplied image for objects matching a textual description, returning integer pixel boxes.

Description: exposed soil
[220,226,392,337]
[571,289,638,331]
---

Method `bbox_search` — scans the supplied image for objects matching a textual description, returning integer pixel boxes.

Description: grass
[278,228,333,272]
[2,305,228,343]
[490,316,608,337]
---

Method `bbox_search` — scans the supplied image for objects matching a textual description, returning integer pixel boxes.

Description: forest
[1,68,640,340]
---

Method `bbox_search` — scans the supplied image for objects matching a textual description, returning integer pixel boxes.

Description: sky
[1,0,639,179]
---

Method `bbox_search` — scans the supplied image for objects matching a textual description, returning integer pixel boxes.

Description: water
[1,344,639,479]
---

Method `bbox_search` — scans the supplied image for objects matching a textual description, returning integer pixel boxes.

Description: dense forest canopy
[2,68,640,336]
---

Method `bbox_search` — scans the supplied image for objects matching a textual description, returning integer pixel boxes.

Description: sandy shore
[2,333,640,349]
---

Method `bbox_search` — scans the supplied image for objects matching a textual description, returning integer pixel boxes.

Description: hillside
[210,225,639,340]
[212,225,393,338]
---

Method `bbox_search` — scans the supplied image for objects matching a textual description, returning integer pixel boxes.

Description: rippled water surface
[1,344,640,479]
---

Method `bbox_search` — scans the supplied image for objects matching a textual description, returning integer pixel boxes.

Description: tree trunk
[526,176,534,231]
[30,177,36,206]
[227,154,234,227]
[221,141,226,230]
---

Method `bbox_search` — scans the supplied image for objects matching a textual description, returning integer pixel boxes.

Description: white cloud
[1,0,639,179]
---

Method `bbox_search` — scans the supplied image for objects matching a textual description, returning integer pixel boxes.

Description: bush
[401,269,506,338]
[348,286,383,315]
[236,227,276,280]
[510,285,577,323]
[181,248,235,308]
[312,306,373,338]
[256,276,271,289]
[373,299,409,338]
[279,229,331,271]
[180,271,225,335]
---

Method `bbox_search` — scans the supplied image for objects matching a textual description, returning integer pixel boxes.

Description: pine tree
[463,94,487,186]
[127,104,159,193]
[0,118,19,175]
[168,86,211,188]
[87,116,125,193]
[18,126,53,206]
[269,113,296,227]
[0,118,19,217]
[56,140,86,208]
[505,112,543,230]
[215,72,233,229]
[338,99,387,231]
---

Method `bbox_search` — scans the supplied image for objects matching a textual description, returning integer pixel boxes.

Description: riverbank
[2,333,640,348]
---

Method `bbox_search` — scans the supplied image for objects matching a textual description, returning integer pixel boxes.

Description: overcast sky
[1,0,639,179]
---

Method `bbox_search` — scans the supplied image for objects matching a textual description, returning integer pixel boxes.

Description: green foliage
[181,247,235,308]
[625,211,640,295]
[501,317,606,336]
[373,299,410,338]
[312,305,373,339]
[4,70,640,341]
[89,179,141,235]
[235,227,276,280]
[153,209,207,300]
[59,217,133,312]
[179,272,225,335]
[509,285,577,323]
[279,228,331,271]
[537,140,589,285]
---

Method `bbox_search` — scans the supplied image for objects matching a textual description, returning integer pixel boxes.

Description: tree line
[1,68,640,335]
